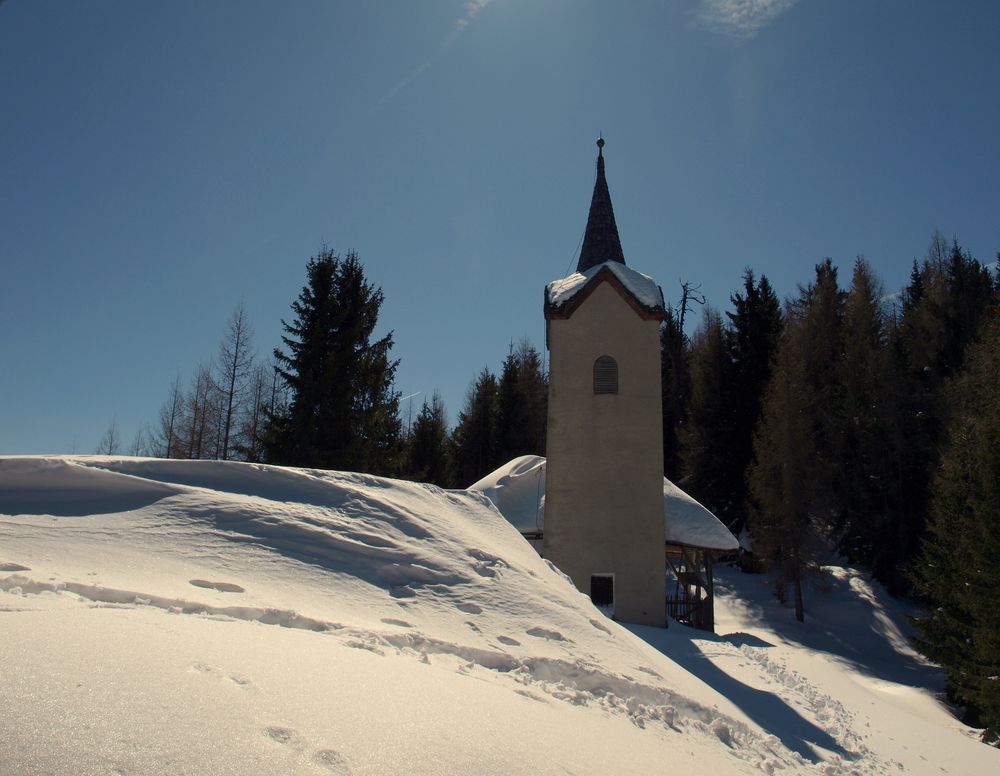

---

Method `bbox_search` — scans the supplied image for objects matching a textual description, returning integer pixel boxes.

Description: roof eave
[544,266,666,322]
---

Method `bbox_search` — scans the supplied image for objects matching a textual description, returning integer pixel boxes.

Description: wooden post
[705,551,715,633]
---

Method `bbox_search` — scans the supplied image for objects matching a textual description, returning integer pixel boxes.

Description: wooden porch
[665,544,716,631]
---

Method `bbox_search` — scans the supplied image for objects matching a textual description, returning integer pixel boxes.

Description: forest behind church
[119,229,1000,741]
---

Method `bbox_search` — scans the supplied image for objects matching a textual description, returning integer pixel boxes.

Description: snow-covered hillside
[1,457,996,775]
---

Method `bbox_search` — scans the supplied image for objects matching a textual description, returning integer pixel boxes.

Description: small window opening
[593,356,618,394]
[590,574,615,617]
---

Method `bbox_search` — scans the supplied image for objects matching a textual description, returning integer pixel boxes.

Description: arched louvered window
[593,356,618,394]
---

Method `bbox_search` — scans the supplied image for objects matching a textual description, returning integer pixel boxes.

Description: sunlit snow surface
[2,457,997,775]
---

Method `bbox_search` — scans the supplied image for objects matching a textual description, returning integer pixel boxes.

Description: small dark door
[590,574,614,615]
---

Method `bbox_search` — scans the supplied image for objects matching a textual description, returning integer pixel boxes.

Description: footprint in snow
[589,618,612,634]
[313,749,352,774]
[456,602,482,615]
[497,635,521,646]
[264,726,303,748]
[526,626,569,642]
[190,662,253,688]
[467,548,507,578]
[345,639,385,655]
[189,579,245,593]
[0,563,30,572]
[263,727,352,773]
[380,617,412,628]
[389,584,416,599]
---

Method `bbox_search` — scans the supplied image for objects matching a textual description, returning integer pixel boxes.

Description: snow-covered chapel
[472,139,738,629]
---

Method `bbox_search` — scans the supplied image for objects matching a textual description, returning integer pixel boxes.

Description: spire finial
[596,135,605,156]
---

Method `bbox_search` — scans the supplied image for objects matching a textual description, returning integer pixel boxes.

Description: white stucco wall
[543,280,666,626]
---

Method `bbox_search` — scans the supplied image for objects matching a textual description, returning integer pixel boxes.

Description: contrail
[379,1,494,103]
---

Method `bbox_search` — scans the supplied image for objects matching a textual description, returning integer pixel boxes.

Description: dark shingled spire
[577,136,625,273]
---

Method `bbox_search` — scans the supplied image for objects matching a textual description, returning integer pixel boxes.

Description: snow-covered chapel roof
[469,455,740,552]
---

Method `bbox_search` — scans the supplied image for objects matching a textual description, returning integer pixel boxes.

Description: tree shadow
[715,565,944,691]
[721,631,774,649]
[629,624,849,763]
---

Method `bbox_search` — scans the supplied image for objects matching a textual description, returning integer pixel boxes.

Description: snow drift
[1,456,997,775]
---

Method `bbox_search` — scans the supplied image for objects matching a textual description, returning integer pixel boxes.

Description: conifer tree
[749,260,844,621]
[837,258,893,569]
[913,307,1000,742]
[452,368,499,486]
[405,392,453,487]
[800,260,847,503]
[748,313,816,622]
[660,307,688,482]
[265,249,401,474]
[683,307,734,520]
[724,269,783,535]
[885,235,995,586]
[495,339,547,464]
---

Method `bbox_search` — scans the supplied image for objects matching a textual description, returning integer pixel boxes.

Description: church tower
[542,139,666,626]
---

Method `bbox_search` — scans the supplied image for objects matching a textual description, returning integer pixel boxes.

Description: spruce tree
[405,392,453,487]
[724,269,783,536]
[495,339,547,464]
[660,307,688,482]
[683,307,734,520]
[914,307,1000,742]
[452,368,499,486]
[265,249,401,474]
[886,235,995,587]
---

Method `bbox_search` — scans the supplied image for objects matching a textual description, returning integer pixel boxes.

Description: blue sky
[2,0,998,454]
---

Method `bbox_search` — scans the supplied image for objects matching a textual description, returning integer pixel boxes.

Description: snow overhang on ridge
[544,261,666,320]
[662,478,740,552]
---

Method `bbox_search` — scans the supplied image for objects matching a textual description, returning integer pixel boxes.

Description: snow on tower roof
[545,260,666,317]
[469,455,740,552]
